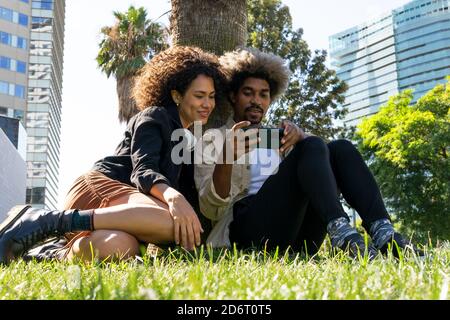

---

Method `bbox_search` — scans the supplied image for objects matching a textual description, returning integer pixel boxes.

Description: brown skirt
[63,170,141,210]
[60,170,143,258]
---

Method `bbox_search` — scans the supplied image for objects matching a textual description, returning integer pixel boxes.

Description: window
[26,188,31,204]
[0,81,9,95]
[0,31,10,45]
[0,81,26,98]
[0,56,26,73]
[16,60,26,73]
[30,187,45,204]
[13,109,24,121]
[19,13,28,26]
[0,7,13,22]
[32,16,52,30]
[32,17,51,24]
[0,31,27,49]
[0,8,28,27]
[15,85,26,99]
[32,1,53,10]
[0,56,10,69]
[17,37,27,49]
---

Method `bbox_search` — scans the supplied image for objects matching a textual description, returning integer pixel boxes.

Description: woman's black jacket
[93,105,184,194]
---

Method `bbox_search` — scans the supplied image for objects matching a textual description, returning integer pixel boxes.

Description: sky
[57,0,412,207]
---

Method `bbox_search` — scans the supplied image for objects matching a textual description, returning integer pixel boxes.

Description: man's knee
[294,136,328,155]
[328,139,355,153]
[75,230,140,261]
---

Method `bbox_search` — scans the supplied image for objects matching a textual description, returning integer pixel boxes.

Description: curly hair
[133,46,226,110]
[219,47,291,102]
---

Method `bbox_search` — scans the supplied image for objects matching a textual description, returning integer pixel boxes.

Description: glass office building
[329,0,450,126]
[26,0,66,209]
[0,0,31,122]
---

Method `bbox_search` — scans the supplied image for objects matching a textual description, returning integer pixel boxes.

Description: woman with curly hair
[0,46,226,263]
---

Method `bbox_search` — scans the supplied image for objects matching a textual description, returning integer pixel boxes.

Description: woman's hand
[165,190,204,251]
[280,120,307,153]
[151,184,203,250]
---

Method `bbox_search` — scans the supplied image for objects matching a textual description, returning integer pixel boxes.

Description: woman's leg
[68,193,174,261]
[67,230,140,262]
[1,183,177,263]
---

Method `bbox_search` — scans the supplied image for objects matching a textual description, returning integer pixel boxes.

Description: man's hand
[280,120,307,153]
[223,121,260,163]
[213,121,259,199]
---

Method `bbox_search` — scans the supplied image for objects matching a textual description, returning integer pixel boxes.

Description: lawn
[0,241,448,300]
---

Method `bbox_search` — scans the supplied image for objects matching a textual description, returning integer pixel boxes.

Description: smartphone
[259,127,284,149]
[243,126,284,149]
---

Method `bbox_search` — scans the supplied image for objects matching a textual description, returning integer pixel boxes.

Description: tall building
[0,0,30,121]
[329,0,450,126]
[26,0,66,209]
[0,0,30,217]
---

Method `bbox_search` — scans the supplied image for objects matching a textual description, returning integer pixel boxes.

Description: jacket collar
[166,104,183,129]
[225,116,235,129]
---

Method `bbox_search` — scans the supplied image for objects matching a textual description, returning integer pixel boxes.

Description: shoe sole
[0,205,32,237]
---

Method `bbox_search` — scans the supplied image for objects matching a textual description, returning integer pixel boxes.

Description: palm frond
[96,5,168,123]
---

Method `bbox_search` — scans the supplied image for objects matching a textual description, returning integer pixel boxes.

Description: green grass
[0,241,448,300]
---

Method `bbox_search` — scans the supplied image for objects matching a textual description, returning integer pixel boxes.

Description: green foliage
[96,6,167,79]
[247,0,348,140]
[356,79,450,241]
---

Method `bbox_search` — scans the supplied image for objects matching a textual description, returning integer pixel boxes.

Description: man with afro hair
[194,47,422,259]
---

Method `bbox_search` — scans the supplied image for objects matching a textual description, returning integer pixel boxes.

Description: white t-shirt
[247,148,282,195]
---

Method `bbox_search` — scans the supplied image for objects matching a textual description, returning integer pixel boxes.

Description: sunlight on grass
[0,241,448,300]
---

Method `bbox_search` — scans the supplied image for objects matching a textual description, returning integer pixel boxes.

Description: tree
[355,78,450,241]
[97,6,168,123]
[170,0,247,128]
[167,0,248,236]
[170,0,247,55]
[247,0,348,140]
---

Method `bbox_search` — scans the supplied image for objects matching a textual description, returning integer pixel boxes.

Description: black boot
[379,232,424,259]
[328,217,378,260]
[0,205,78,264]
[339,233,379,260]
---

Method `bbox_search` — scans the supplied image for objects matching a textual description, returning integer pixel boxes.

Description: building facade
[26,0,66,209]
[0,0,31,122]
[0,127,26,222]
[330,0,450,126]
[0,114,26,159]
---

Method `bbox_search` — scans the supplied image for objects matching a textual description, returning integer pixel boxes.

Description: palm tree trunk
[116,76,139,123]
[170,0,247,128]
[170,0,247,55]
[170,0,248,239]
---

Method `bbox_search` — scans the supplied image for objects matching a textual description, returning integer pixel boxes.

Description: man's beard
[244,105,264,124]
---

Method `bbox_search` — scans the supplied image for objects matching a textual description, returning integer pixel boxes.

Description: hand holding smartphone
[242,126,284,150]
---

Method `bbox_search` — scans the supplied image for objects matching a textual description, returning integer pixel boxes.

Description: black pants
[229,137,390,254]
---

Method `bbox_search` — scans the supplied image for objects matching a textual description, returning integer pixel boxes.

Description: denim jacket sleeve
[130,109,172,194]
